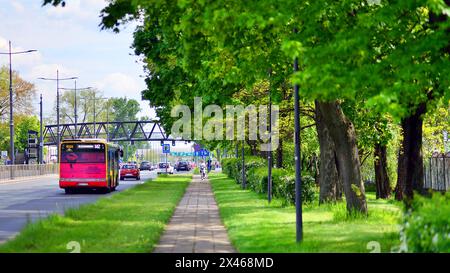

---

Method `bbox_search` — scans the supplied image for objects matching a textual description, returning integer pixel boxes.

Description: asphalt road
[0,170,157,244]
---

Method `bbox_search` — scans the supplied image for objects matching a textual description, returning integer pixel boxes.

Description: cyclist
[199,161,207,180]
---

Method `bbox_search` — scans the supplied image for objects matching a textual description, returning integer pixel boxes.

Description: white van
[157,162,174,174]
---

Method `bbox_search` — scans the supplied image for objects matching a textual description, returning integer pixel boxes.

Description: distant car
[176,161,191,171]
[120,164,140,180]
[139,161,151,171]
[157,162,174,174]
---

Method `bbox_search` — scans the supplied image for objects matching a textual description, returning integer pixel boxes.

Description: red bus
[59,139,122,194]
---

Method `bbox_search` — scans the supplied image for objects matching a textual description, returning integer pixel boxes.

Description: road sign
[194,149,210,157]
[194,144,201,152]
[1,151,7,159]
[170,152,193,157]
[162,144,170,154]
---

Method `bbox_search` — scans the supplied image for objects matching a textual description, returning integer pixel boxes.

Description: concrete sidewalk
[153,175,235,253]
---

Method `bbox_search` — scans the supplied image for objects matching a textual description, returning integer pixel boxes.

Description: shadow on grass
[209,173,400,253]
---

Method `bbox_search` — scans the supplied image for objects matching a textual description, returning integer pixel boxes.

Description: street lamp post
[38,71,77,162]
[0,41,37,179]
[268,69,273,203]
[39,94,43,164]
[293,32,303,242]
[59,84,92,138]
[241,139,246,189]
[95,97,110,141]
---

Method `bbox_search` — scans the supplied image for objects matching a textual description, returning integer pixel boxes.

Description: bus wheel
[102,187,111,194]
[111,186,116,192]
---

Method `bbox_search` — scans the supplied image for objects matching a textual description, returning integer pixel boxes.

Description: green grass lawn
[0,175,191,253]
[209,172,402,253]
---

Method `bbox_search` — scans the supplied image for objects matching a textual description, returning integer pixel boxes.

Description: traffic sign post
[162,144,171,154]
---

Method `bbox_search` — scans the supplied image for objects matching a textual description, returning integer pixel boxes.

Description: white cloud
[0,36,42,68]
[11,1,25,13]
[0,0,155,120]
[45,0,107,20]
[28,63,79,80]
[95,72,142,98]
[94,72,156,119]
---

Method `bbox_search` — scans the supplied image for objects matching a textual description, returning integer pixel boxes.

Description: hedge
[221,157,316,206]
[398,193,450,253]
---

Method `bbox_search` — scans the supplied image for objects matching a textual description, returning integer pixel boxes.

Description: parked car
[176,161,191,171]
[139,161,151,171]
[157,162,174,174]
[120,164,141,180]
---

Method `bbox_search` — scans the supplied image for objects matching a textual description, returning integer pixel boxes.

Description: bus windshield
[61,143,105,163]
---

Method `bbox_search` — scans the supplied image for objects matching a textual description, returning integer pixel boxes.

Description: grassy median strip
[209,172,401,253]
[0,175,191,253]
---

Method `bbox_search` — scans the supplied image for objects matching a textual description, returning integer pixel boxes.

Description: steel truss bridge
[42,121,189,146]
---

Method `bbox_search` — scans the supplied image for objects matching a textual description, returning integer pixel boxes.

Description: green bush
[275,173,317,206]
[222,156,265,185]
[247,167,267,193]
[398,193,450,253]
[222,157,317,206]
[222,158,240,182]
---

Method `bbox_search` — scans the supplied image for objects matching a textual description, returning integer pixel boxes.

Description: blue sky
[0,0,155,119]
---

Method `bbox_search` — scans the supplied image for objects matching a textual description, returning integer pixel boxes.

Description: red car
[120,164,141,180]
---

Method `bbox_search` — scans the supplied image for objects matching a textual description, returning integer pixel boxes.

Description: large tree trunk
[315,101,342,203]
[374,143,391,199]
[316,101,367,214]
[276,138,283,168]
[395,102,427,201]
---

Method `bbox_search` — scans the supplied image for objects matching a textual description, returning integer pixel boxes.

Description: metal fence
[424,154,450,191]
[0,164,58,181]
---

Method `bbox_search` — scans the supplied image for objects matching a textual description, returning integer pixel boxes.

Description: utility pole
[293,29,303,242]
[93,94,96,136]
[39,94,43,164]
[59,85,91,139]
[241,139,246,189]
[268,69,273,203]
[0,41,37,178]
[92,97,110,140]
[8,42,13,168]
[39,71,77,162]
[74,81,77,137]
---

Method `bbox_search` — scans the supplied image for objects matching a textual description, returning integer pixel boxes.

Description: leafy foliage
[222,157,317,205]
[398,192,450,253]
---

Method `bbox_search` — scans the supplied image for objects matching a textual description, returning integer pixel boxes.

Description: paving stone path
[153,175,235,253]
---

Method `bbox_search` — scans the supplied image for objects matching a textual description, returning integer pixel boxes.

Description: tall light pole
[293,29,303,242]
[39,94,43,164]
[38,71,77,162]
[94,97,110,141]
[59,84,92,138]
[86,95,109,139]
[241,139,246,189]
[0,41,37,178]
[268,68,273,203]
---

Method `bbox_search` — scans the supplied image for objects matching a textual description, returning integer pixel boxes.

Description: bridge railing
[0,164,58,181]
